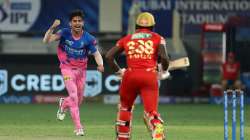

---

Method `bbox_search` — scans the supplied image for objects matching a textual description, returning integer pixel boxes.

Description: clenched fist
[50,19,60,29]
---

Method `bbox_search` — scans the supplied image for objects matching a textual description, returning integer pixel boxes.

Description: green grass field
[0,103,249,140]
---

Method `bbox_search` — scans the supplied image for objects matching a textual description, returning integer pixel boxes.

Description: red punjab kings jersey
[116,29,166,69]
[222,62,240,80]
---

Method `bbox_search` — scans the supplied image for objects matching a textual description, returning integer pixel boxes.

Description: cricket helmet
[136,12,155,27]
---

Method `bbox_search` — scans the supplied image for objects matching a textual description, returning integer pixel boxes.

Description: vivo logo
[0,96,31,104]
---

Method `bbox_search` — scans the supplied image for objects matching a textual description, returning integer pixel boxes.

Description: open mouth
[74,26,82,30]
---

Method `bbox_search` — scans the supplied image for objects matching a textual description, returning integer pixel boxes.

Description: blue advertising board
[123,0,250,36]
[0,0,99,33]
[1,0,250,36]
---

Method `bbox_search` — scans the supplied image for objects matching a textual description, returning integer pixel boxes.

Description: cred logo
[0,70,8,96]
[11,74,64,92]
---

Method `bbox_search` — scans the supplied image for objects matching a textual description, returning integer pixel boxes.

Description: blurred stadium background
[0,0,249,140]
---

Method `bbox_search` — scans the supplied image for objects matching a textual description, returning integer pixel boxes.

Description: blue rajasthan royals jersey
[57,28,97,68]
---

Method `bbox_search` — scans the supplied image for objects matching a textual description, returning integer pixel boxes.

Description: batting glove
[157,64,170,80]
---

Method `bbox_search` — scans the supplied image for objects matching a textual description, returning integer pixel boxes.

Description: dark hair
[135,25,154,31]
[69,9,84,21]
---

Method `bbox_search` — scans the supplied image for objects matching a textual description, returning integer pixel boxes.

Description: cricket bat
[168,57,190,71]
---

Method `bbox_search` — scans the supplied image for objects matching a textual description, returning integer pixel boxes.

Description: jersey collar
[135,29,151,33]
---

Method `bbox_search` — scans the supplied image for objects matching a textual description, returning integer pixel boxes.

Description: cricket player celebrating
[43,10,104,136]
[106,12,169,140]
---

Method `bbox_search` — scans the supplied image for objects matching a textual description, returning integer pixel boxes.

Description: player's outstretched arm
[43,19,61,44]
[93,51,104,72]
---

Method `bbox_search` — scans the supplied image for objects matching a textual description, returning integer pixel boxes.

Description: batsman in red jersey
[106,12,169,140]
